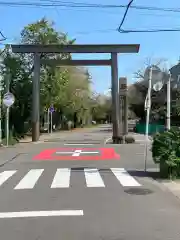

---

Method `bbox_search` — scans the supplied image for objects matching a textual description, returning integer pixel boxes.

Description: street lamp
[166,72,171,130]
[144,65,164,172]
[0,75,3,145]
[144,66,164,136]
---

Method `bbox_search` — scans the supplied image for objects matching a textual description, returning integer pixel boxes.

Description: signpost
[49,105,54,134]
[0,75,3,145]
[144,65,163,172]
[47,108,50,134]
[3,92,15,146]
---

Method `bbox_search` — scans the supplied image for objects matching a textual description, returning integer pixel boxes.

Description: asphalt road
[0,125,180,240]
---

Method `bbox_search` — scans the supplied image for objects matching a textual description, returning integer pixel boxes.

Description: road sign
[33,148,120,161]
[153,81,163,92]
[144,65,163,85]
[3,92,15,107]
[119,77,127,96]
[49,106,54,113]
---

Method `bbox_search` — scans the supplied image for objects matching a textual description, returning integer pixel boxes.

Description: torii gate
[11,44,140,143]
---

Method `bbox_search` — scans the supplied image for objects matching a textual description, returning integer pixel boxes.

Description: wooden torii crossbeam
[11,44,140,143]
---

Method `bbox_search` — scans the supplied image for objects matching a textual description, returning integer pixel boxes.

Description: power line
[0,1,127,8]
[0,31,6,41]
[131,5,180,13]
[0,1,179,13]
[1,1,180,34]
[115,1,180,33]
[118,0,134,32]
[73,28,116,35]
[49,0,62,17]
[120,28,180,33]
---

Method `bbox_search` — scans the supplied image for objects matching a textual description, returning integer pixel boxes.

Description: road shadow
[99,129,112,132]
[70,168,160,179]
[128,170,160,179]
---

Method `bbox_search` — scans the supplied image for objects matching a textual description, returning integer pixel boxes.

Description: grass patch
[2,137,18,146]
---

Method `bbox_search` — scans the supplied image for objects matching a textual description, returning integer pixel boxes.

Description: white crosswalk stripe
[111,168,141,187]
[0,171,17,186]
[84,168,105,187]
[14,169,44,189]
[0,168,141,190]
[51,168,71,188]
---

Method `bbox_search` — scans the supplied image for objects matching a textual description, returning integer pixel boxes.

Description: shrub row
[152,127,180,179]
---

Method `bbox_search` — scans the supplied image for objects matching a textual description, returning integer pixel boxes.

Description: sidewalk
[131,133,152,143]
[18,127,90,144]
[161,180,180,200]
[0,127,95,166]
[0,143,28,166]
[0,129,78,165]
[131,134,180,201]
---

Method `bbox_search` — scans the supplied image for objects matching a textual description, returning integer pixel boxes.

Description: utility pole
[5,70,10,146]
[144,66,152,172]
[166,72,171,130]
[0,75,2,145]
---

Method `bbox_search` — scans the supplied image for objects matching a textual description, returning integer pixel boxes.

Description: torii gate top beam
[11,44,140,54]
[11,43,140,143]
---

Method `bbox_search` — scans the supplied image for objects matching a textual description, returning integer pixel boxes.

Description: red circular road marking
[33,148,120,161]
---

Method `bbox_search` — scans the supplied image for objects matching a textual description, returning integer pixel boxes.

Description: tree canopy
[128,59,180,124]
[0,18,111,140]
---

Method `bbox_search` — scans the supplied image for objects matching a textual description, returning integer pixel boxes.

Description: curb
[161,180,180,200]
[104,137,112,144]
[0,152,27,167]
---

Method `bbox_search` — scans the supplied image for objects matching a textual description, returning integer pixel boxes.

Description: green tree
[91,94,111,123]
[0,18,93,139]
[0,46,32,136]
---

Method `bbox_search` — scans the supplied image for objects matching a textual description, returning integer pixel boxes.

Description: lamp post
[144,65,164,172]
[0,75,2,146]
[166,72,171,130]
[144,67,152,172]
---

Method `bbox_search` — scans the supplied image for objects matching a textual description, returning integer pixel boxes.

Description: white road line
[72,150,82,156]
[80,152,99,154]
[56,150,99,156]
[111,168,141,187]
[0,210,84,218]
[84,168,105,187]
[14,169,44,189]
[0,171,17,186]
[104,137,112,144]
[64,143,93,146]
[51,168,71,188]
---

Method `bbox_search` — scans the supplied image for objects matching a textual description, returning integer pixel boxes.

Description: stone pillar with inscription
[119,77,128,142]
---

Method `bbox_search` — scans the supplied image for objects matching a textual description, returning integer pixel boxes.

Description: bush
[125,135,135,144]
[152,127,180,179]
[2,133,19,146]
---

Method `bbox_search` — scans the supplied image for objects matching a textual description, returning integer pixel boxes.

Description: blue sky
[1,0,180,93]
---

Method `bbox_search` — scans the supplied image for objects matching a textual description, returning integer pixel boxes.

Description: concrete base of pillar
[32,122,40,142]
[112,136,124,144]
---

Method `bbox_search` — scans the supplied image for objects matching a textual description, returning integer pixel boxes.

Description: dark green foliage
[2,131,18,146]
[152,128,180,179]
[125,135,135,144]
[0,18,110,143]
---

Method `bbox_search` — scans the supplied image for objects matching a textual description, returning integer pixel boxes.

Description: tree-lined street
[1,2,180,239]
[0,125,179,239]
[0,18,111,144]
